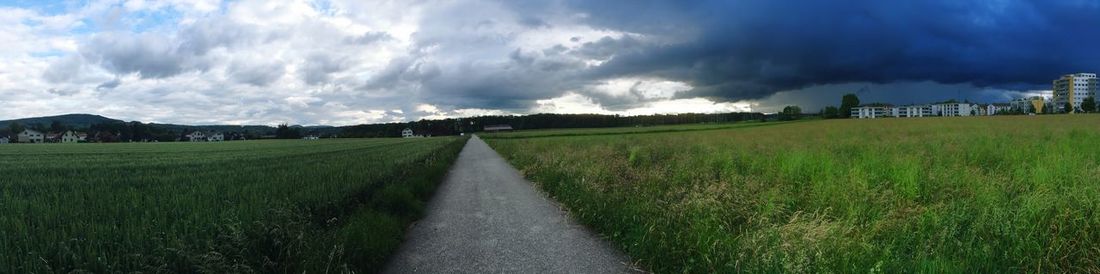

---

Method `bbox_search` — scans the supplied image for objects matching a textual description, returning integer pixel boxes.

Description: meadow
[0,137,465,273]
[484,121,789,139]
[485,115,1100,273]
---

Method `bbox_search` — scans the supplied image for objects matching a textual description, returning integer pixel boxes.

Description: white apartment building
[1052,73,1098,113]
[895,105,933,117]
[985,104,1011,115]
[851,105,893,118]
[937,103,974,117]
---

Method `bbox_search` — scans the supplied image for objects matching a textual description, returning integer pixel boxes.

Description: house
[45,132,61,143]
[185,131,206,142]
[401,128,414,138]
[18,129,44,143]
[206,132,224,142]
[77,133,88,142]
[60,131,80,143]
[93,131,118,143]
[484,124,514,132]
[303,135,320,140]
[0,136,8,144]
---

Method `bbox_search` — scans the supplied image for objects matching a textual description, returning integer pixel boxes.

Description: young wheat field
[0,137,465,273]
[485,115,1100,273]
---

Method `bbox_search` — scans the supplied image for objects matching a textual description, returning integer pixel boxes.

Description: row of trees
[819,94,861,119]
[339,112,766,138]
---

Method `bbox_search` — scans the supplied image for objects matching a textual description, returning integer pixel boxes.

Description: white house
[186,131,206,142]
[61,130,80,143]
[18,129,44,143]
[206,132,224,142]
[0,136,8,144]
[303,135,320,140]
[401,128,414,138]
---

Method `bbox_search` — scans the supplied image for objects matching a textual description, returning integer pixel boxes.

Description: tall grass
[0,137,466,273]
[486,116,1100,273]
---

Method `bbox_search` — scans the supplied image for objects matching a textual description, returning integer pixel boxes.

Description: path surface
[383,136,636,273]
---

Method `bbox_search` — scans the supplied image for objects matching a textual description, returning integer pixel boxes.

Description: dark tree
[49,120,67,133]
[779,105,802,121]
[275,124,301,139]
[821,106,839,119]
[839,93,860,118]
[8,122,24,134]
[1082,96,1097,113]
[1064,102,1074,114]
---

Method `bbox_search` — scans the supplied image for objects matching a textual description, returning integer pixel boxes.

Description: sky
[1,0,1098,126]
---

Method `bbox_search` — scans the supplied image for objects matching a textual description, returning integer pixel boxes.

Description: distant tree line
[339,112,764,138]
[1,120,268,142]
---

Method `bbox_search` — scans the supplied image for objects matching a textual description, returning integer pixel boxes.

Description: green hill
[0,114,123,129]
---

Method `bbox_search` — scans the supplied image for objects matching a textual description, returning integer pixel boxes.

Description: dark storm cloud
[564,0,1100,102]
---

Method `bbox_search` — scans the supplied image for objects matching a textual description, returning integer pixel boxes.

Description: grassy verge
[486,115,1100,273]
[0,137,467,273]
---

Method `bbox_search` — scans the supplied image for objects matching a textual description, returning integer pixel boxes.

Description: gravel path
[383,135,637,273]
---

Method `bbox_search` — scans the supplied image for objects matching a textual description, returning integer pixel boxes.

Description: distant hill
[0,114,287,135]
[0,114,123,129]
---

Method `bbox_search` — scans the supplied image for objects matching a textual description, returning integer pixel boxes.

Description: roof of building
[484,124,514,130]
[856,103,894,108]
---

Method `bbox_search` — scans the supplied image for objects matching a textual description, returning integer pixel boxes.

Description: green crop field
[485,115,1100,273]
[0,137,465,273]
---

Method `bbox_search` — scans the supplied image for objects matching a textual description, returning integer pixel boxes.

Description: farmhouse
[93,131,119,142]
[402,128,414,138]
[484,124,514,132]
[61,131,80,143]
[0,136,8,144]
[18,129,44,143]
[45,132,61,143]
[206,132,224,142]
[185,131,206,142]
